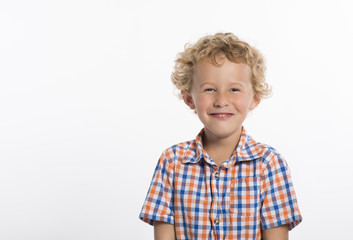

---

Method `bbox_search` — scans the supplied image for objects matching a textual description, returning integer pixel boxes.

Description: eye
[204,88,215,92]
[230,88,240,92]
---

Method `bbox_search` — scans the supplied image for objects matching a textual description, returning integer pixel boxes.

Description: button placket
[210,166,220,230]
[211,167,222,230]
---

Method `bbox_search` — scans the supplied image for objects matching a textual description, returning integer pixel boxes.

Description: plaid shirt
[139,128,302,239]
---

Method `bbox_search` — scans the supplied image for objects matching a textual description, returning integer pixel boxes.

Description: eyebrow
[199,82,213,87]
[199,82,245,87]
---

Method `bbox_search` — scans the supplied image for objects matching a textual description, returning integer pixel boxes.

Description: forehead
[193,58,252,85]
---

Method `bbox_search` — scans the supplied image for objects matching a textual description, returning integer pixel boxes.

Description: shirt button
[214,218,220,225]
[214,172,220,179]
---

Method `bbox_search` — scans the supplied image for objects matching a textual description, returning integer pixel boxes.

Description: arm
[154,221,176,240]
[262,224,288,240]
[260,153,302,235]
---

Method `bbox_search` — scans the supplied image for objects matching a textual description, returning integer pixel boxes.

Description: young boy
[139,33,302,239]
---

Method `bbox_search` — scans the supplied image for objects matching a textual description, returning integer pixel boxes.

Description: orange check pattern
[139,128,302,239]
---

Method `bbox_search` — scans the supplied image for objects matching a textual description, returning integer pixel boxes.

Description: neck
[202,127,242,165]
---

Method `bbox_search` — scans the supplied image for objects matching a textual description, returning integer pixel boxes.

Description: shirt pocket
[229,177,260,216]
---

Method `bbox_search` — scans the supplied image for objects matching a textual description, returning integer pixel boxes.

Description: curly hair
[171,32,271,100]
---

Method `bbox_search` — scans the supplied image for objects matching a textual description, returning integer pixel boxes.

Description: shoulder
[254,141,290,176]
[159,139,197,164]
[242,130,284,162]
[239,129,286,166]
[252,140,288,167]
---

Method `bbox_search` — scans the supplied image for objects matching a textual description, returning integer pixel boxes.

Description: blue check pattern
[139,127,302,239]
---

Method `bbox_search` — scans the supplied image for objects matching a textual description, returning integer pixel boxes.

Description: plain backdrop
[1,0,353,239]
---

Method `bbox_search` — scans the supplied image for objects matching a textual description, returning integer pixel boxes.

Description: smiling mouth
[209,113,234,120]
[210,113,233,117]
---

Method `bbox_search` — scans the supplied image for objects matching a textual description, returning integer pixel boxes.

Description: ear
[249,94,260,110]
[182,90,195,110]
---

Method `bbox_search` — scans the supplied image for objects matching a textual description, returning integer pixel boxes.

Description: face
[183,57,260,143]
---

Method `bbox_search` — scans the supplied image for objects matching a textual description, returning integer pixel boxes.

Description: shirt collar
[182,127,262,167]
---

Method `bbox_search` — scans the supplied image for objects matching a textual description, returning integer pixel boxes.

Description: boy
[139,33,302,239]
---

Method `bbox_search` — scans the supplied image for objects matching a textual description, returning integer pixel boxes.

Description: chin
[209,129,238,139]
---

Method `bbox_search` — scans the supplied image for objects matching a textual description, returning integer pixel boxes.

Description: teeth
[216,114,226,117]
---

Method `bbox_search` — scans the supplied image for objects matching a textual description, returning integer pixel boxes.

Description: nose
[214,92,228,108]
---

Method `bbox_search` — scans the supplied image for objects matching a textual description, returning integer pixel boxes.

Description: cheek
[195,95,211,111]
[232,96,252,110]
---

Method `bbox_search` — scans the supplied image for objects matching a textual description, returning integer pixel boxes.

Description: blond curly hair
[171,32,271,100]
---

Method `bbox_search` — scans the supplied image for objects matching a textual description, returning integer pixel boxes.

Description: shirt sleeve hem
[139,213,174,226]
[261,214,303,231]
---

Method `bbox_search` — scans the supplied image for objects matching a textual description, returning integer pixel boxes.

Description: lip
[209,113,234,120]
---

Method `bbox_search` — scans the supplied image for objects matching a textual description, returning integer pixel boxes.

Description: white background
[1,0,353,239]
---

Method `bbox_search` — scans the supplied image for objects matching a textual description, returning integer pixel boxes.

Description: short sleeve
[260,153,302,230]
[139,152,175,226]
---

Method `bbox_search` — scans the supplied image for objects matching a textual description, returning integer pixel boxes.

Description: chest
[173,159,263,213]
